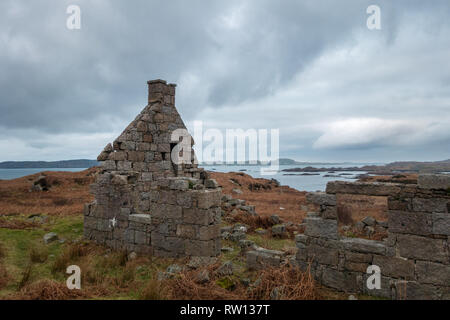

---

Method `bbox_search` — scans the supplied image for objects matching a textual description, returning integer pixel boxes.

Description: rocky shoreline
[282,159,450,175]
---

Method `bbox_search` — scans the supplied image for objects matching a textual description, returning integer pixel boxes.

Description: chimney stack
[147,79,176,106]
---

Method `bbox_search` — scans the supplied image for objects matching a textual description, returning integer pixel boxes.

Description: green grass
[343,231,357,238]
[220,240,240,261]
[0,218,379,300]
[0,214,193,299]
[216,276,236,290]
[0,215,84,295]
[218,226,298,281]
[247,234,295,251]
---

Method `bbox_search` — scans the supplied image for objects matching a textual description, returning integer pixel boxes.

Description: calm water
[0,164,377,192]
[201,164,378,192]
[0,168,88,180]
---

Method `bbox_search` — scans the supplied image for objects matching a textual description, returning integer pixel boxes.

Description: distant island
[200,158,367,166]
[0,159,99,169]
[282,159,450,174]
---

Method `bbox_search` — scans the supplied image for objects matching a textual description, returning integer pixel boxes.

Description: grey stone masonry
[246,247,286,270]
[84,80,222,257]
[298,174,450,300]
[418,174,450,190]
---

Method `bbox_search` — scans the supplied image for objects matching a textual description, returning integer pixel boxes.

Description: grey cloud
[1,0,450,162]
[0,0,385,132]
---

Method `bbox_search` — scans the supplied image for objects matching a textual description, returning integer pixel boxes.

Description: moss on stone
[216,276,236,291]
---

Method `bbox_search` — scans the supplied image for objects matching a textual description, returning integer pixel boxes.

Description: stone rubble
[271,224,287,237]
[298,176,450,300]
[246,247,287,270]
[195,269,210,284]
[187,256,218,269]
[216,261,234,276]
[43,232,58,244]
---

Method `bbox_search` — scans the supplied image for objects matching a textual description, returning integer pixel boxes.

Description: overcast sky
[1,0,450,163]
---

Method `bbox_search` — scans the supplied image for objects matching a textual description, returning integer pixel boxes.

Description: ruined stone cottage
[83,79,449,299]
[297,174,450,300]
[84,80,222,257]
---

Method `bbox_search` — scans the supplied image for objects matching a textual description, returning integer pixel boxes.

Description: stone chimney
[147,79,176,106]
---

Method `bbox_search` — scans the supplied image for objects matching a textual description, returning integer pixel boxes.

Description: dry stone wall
[297,174,450,300]
[84,80,222,257]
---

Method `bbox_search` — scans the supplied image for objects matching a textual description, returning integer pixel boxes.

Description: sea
[0,163,380,192]
[201,163,379,192]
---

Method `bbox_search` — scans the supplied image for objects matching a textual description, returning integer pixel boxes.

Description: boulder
[232,188,243,195]
[355,221,365,232]
[228,199,241,206]
[205,179,219,189]
[362,216,376,227]
[270,286,285,300]
[375,223,387,234]
[240,205,256,215]
[239,240,256,250]
[30,184,43,192]
[195,270,210,284]
[271,224,287,236]
[166,264,183,274]
[255,228,267,235]
[221,232,231,240]
[43,232,58,244]
[222,194,232,202]
[229,230,246,242]
[128,252,137,260]
[28,214,49,224]
[157,271,171,281]
[342,225,351,233]
[246,247,285,270]
[216,261,234,276]
[31,176,51,192]
[365,226,375,237]
[187,256,218,269]
[269,215,281,225]
[240,278,251,287]
[233,224,248,233]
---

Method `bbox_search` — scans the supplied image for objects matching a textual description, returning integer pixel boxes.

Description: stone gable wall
[297,174,450,300]
[84,80,222,257]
